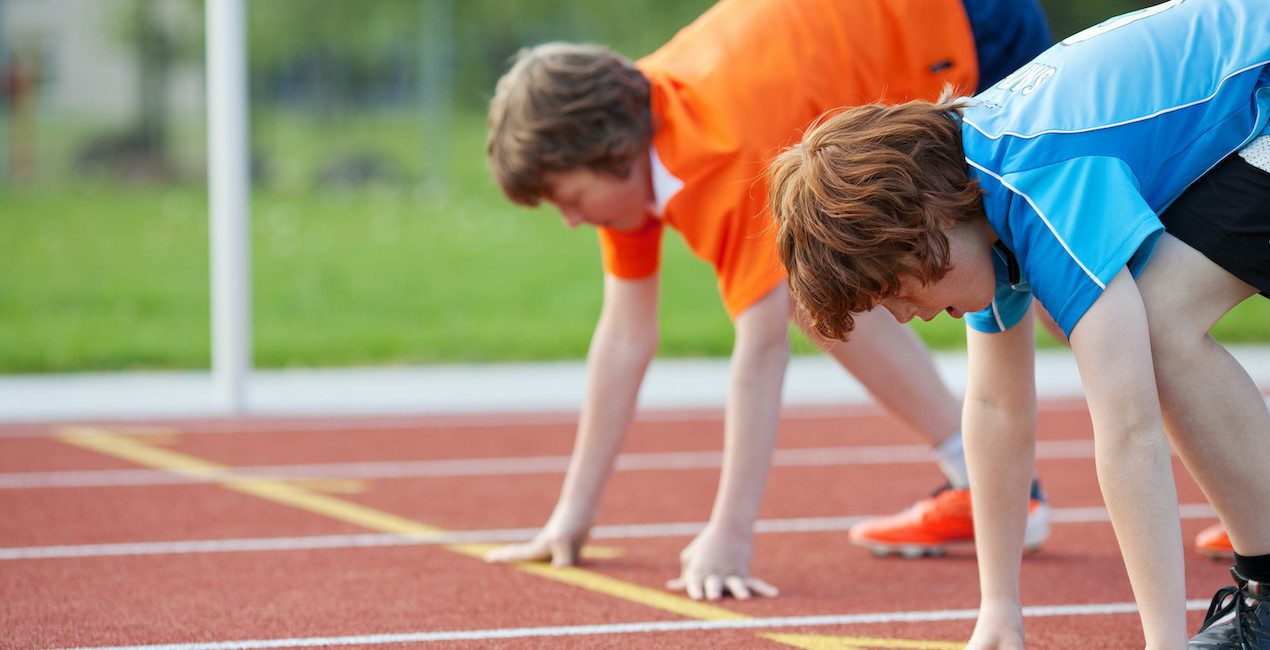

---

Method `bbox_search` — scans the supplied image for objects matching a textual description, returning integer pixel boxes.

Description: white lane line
[52,600,1213,649]
[0,439,1096,489]
[2,504,1217,561]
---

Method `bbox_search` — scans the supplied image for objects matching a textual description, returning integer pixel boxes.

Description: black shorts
[1158,153,1270,298]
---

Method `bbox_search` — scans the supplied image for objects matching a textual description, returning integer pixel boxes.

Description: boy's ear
[934,213,961,231]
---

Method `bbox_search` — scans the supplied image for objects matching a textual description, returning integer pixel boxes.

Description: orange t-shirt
[598,0,979,318]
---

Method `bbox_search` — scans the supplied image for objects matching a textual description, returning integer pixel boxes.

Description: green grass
[1,110,1267,373]
[0,182,734,372]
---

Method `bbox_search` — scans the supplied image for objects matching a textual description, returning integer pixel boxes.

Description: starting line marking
[53,600,1213,650]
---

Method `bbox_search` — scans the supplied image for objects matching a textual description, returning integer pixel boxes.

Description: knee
[1146,325,1229,407]
[1143,294,1214,369]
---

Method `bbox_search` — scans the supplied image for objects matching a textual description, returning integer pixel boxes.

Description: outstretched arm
[668,285,789,600]
[963,308,1037,650]
[485,273,659,566]
[1067,269,1186,648]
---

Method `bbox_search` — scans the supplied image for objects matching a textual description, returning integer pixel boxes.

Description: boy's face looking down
[543,157,655,233]
[766,98,989,339]
[878,220,998,324]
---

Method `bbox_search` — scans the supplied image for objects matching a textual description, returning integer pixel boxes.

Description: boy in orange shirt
[484,0,1051,600]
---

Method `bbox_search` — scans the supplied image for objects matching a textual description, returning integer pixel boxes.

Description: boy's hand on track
[484,519,591,567]
[666,525,779,600]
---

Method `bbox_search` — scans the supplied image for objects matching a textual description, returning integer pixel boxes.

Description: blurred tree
[1039,0,1156,40]
[247,0,441,190]
[248,0,420,113]
[77,0,201,182]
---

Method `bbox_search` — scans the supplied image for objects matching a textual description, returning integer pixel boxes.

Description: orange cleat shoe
[849,481,1051,558]
[1195,522,1235,560]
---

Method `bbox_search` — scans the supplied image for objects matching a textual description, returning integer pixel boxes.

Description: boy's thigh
[1157,152,1270,300]
[1138,235,1255,336]
[1140,154,1270,334]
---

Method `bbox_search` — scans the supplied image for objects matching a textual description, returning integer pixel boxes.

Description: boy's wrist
[706,511,758,538]
[550,501,597,527]
[977,595,1023,618]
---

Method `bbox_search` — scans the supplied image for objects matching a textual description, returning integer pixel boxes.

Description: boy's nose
[883,303,913,324]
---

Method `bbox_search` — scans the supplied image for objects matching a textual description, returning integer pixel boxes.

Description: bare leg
[800,307,961,446]
[1138,234,1270,556]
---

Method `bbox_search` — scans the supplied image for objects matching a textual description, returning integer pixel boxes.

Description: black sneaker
[1190,567,1270,649]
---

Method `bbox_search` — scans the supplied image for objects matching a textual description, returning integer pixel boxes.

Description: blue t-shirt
[961,0,1270,336]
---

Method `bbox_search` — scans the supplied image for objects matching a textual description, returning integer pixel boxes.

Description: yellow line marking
[93,426,184,445]
[510,562,749,622]
[58,426,963,648]
[763,635,866,650]
[60,427,446,537]
[763,633,964,649]
[576,546,624,560]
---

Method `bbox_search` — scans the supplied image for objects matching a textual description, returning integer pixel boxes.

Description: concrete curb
[2,347,1268,423]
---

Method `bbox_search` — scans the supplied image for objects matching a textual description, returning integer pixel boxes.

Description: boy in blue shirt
[767,0,1269,646]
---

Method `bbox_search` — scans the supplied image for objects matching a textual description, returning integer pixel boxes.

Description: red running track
[0,400,1235,649]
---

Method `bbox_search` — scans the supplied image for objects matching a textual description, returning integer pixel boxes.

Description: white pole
[206,0,251,413]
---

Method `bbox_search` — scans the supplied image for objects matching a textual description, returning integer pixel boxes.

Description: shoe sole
[852,503,1052,559]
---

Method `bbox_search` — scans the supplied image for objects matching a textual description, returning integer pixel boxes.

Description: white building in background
[1,0,203,120]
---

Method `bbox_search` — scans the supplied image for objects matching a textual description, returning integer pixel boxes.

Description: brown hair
[768,94,983,340]
[487,43,652,206]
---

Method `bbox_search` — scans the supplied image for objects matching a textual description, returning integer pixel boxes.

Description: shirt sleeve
[596,218,664,279]
[971,156,1165,336]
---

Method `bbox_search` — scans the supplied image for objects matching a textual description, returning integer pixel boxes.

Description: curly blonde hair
[487,43,651,206]
[768,94,983,340]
